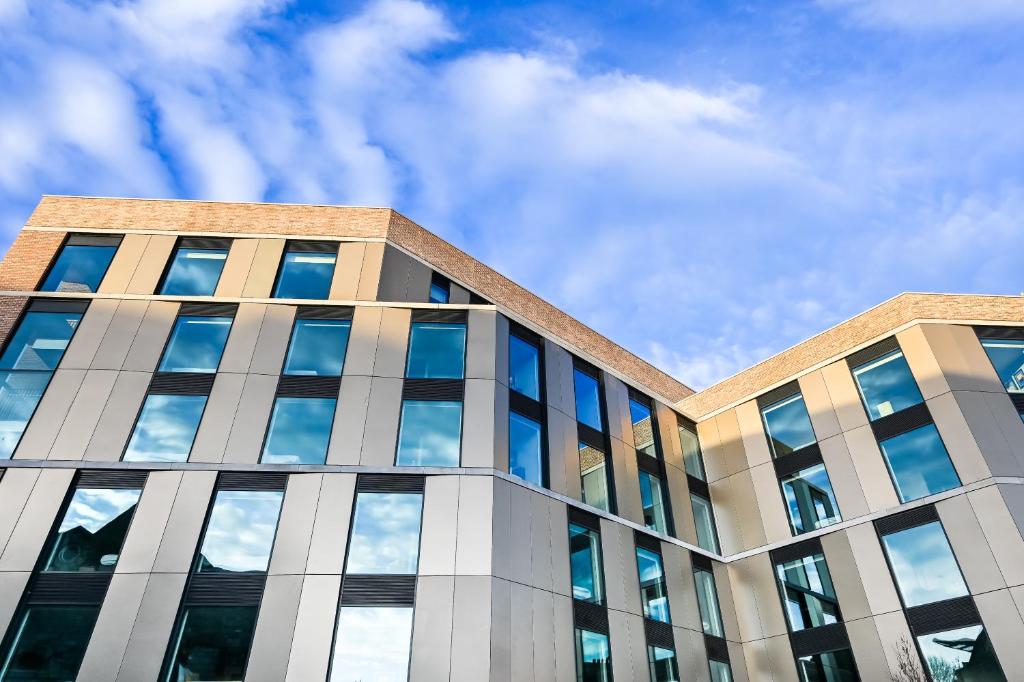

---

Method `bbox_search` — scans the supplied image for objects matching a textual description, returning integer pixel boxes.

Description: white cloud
[821,0,1024,30]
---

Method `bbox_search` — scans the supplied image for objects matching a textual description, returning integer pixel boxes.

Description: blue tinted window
[691,494,720,554]
[283,319,350,376]
[630,399,657,456]
[196,490,283,573]
[508,334,540,400]
[579,442,610,512]
[396,400,462,467]
[429,278,450,304]
[123,394,207,462]
[878,424,959,503]
[639,470,669,534]
[694,568,724,637]
[917,625,1006,681]
[575,629,611,682]
[163,605,258,682]
[406,322,466,378]
[679,422,705,480]
[573,369,603,431]
[509,411,543,486]
[780,463,842,535]
[41,244,116,292]
[261,397,335,464]
[852,350,923,420]
[761,393,816,457]
[649,646,680,682]
[273,249,336,299]
[330,607,414,682]
[346,492,423,574]
[0,605,99,681]
[158,316,232,373]
[44,487,141,572]
[775,553,839,632]
[569,523,604,604]
[710,660,733,682]
[796,649,858,682]
[0,311,81,370]
[0,371,49,459]
[160,247,228,296]
[636,547,670,623]
[980,339,1024,394]
[880,521,968,607]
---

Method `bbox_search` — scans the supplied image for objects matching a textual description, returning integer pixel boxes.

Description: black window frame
[36,233,122,293]
[573,357,617,515]
[691,552,732,674]
[508,322,549,488]
[629,389,675,537]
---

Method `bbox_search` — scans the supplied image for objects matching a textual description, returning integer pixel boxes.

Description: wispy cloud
[820,0,1024,30]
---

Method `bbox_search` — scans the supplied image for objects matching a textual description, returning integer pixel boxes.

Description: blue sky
[1,0,1021,390]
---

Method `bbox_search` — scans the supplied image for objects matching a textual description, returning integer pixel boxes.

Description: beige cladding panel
[819,529,871,622]
[151,471,217,573]
[675,627,711,682]
[731,468,768,551]
[189,372,246,463]
[711,560,741,642]
[727,641,751,682]
[749,462,790,544]
[125,234,176,294]
[845,521,902,615]
[937,493,1005,593]
[355,241,385,301]
[603,372,632,448]
[454,475,494,576]
[817,433,870,520]
[544,405,570,497]
[493,382,510,472]
[373,306,411,378]
[974,589,1024,677]
[531,589,556,682]
[599,517,642,616]
[75,572,148,680]
[116,471,183,574]
[0,469,42,556]
[462,379,497,469]
[494,313,510,389]
[656,400,684,471]
[342,305,382,377]
[872,611,915,680]
[329,241,365,300]
[59,297,118,369]
[843,616,892,681]
[245,574,304,682]
[612,436,644,526]
[763,634,798,682]
[715,409,746,480]
[843,425,900,512]
[820,359,869,432]
[214,238,259,297]
[409,575,456,682]
[896,324,949,400]
[665,462,698,545]
[503,484,531,585]
[977,485,1024,587]
[923,323,1006,394]
[549,500,572,597]
[419,475,460,576]
[552,594,576,682]
[241,238,286,298]
[268,474,322,575]
[709,475,742,556]
[0,468,74,571]
[217,303,266,374]
[529,490,556,592]
[736,399,771,468]
[359,376,402,466]
[326,374,371,465]
[13,368,85,459]
[91,299,149,370]
[305,473,356,574]
[466,309,497,381]
[490,477,514,583]
[48,368,117,460]
[0,573,31,648]
[489,577,512,682]
[248,303,295,375]
[955,389,1024,477]
[97,233,149,293]
[222,372,277,464]
[450,576,492,681]
[927,392,991,484]
[284,574,341,682]
[740,637,769,681]
[797,369,842,441]
[544,339,575,417]
[122,301,179,371]
[696,417,724,482]
[115,573,188,682]
[662,543,702,632]
[450,282,472,304]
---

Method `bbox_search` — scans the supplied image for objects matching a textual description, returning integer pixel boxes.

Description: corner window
[774,553,840,632]
[796,649,858,682]
[648,646,680,682]
[123,394,207,462]
[40,237,118,292]
[44,487,141,572]
[0,372,50,459]
[406,322,466,379]
[0,310,81,371]
[260,396,336,465]
[195,490,284,573]
[159,243,228,296]
[629,399,656,457]
[573,368,603,431]
[761,393,816,458]
[0,606,99,681]
[579,442,611,512]
[329,607,414,682]
[691,494,720,554]
[638,471,669,535]
[878,424,959,503]
[345,492,423,574]
[636,547,670,623]
[509,411,544,486]
[158,315,232,373]
[396,400,462,467]
[678,421,705,481]
[851,350,923,420]
[780,463,842,535]
[916,625,1006,682]
[429,273,450,303]
[508,334,541,400]
[163,606,259,682]
[979,338,1024,394]
[879,520,968,607]
[694,567,724,637]
[283,318,350,376]
[569,523,604,604]
[709,660,733,682]
[574,628,612,682]
[273,244,337,299]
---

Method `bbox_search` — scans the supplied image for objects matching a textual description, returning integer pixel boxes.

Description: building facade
[0,195,1021,681]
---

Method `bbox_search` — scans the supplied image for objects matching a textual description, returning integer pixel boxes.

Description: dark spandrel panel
[568,506,601,531]
[184,574,267,606]
[75,469,148,488]
[340,574,416,606]
[66,234,122,247]
[163,604,259,682]
[27,298,89,314]
[276,375,342,397]
[296,305,353,320]
[0,605,99,681]
[869,401,932,441]
[577,421,605,450]
[704,634,730,663]
[634,530,661,554]
[572,599,609,634]
[149,373,217,394]
[178,302,238,317]
[770,537,824,566]
[845,336,901,370]
[401,378,464,401]
[644,618,675,650]
[756,380,802,410]
[690,552,713,572]
[287,240,338,253]
[788,622,849,657]
[410,309,467,323]
[509,390,543,420]
[179,237,232,250]
[874,504,939,535]
[687,474,710,499]
[771,443,824,478]
[216,472,289,491]
[356,474,425,493]
[906,596,980,636]
[26,573,111,604]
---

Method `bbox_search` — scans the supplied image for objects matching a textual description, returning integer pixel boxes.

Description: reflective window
[396,400,462,467]
[917,625,1006,682]
[679,422,705,480]
[761,393,816,457]
[796,648,858,682]
[639,470,669,534]
[574,628,612,682]
[0,371,48,459]
[345,492,423,574]
[329,607,413,682]
[406,322,466,379]
[163,605,258,682]
[0,605,98,681]
[0,311,81,371]
[573,369,603,431]
[878,424,959,503]
[694,567,724,637]
[158,315,232,373]
[195,490,284,573]
[648,646,680,682]
[273,248,336,299]
[160,246,228,296]
[429,274,450,304]
[775,553,840,632]
[509,334,541,400]
[636,547,670,623]
[579,442,611,512]
[980,338,1024,393]
[780,463,842,535]
[852,350,923,420]
[569,523,604,604]
[709,660,733,682]
[123,394,207,462]
[44,487,141,572]
[509,411,544,486]
[691,494,720,554]
[41,244,116,293]
[261,396,336,464]
[283,318,350,376]
[629,399,656,457]
[880,521,968,607]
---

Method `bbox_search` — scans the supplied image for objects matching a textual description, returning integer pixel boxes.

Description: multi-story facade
[0,195,1021,682]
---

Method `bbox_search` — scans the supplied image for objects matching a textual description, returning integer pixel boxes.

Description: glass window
[574,628,612,682]
[980,339,1024,394]
[648,646,680,682]
[761,393,816,457]
[329,607,414,682]
[852,350,924,420]
[405,322,466,379]
[569,523,605,604]
[780,463,842,535]
[273,248,336,299]
[163,605,258,682]
[639,470,669,534]
[0,311,82,371]
[396,400,462,467]
[775,553,840,632]
[880,520,968,607]
[878,424,960,503]
[691,494,720,554]
[123,394,207,462]
[580,442,611,512]
[283,318,350,376]
[261,396,336,465]
[429,275,450,304]
[509,334,541,400]
[679,422,705,480]
[917,624,1006,682]
[0,371,49,459]
[44,487,141,572]
[636,547,670,623]
[629,399,656,457]
[160,246,228,296]
[158,315,232,373]
[694,567,725,637]
[509,411,544,486]
[41,243,117,292]
[345,492,423,574]
[709,660,733,682]
[574,369,603,431]
[0,605,99,681]
[796,648,858,682]
[195,490,284,573]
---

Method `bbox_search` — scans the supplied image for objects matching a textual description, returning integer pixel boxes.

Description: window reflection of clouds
[852,351,923,420]
[159,316,232,373]
[123,394,207,462]
[761,394,816,457]
[405,323,466,379]
[346,493,423,574]
[161,248,227,296]
[59,488,140,534]
[981,340,1024,393]
[261,397,335,464]
[879,424,959,503]
[197,490,283,573]
[396,400,462,467]
[283,319,350,376]
[330,607,413,682]
[882,522,968,607]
